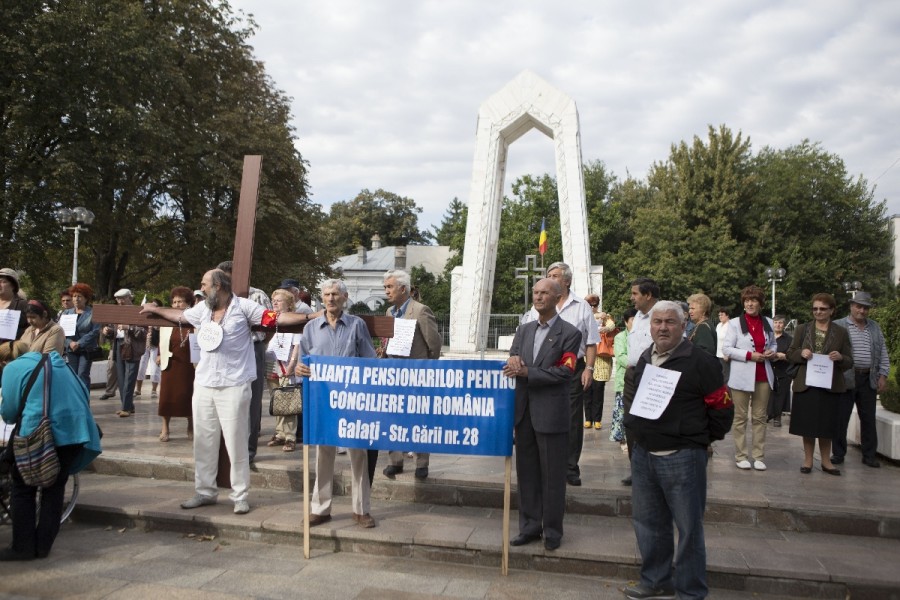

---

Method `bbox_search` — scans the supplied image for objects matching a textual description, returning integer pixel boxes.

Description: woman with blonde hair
[266,288,301,452]
[686,293,716,356]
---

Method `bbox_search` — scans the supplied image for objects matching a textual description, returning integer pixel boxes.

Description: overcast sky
[229,0,900,235]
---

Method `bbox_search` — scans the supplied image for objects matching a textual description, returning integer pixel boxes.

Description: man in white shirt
[622,277,660,486]
[141,269,312,514]
[521,262,599,486]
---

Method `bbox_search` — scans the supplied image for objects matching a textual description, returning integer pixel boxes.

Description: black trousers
[583,379,606,423]
[567,359,586,477]
[248,340,267,461]
[10,444,80,558]
[833,374,879,461]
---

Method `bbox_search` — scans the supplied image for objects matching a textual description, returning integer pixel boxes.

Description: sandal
[283,440,296,452]
[267,435,285,447]
[159,432,170,442]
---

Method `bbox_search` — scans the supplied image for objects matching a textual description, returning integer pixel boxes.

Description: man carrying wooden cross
[141,268,314,514]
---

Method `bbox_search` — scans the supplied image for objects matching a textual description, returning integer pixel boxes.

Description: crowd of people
[0,262,892,596]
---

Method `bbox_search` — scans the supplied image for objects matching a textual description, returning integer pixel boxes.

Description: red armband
[556,352,577,373]
[261,310,278,328]
[704,385,732,410]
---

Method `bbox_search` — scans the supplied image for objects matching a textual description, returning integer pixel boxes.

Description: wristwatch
[585,366,594,371]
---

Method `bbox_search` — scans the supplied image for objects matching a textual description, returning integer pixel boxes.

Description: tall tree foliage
[1,0,327,301]
[326,188,431,256]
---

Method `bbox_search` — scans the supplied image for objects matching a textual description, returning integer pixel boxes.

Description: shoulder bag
[269,376,302,417]
[11,355,61,487]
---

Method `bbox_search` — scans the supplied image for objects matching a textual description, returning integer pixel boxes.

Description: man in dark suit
[503,278,581,551]
[381,268,443,480]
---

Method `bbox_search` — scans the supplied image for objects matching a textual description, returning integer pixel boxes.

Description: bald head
[533,277,562,320]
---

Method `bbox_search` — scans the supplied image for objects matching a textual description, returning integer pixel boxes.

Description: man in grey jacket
[832,292,890,468]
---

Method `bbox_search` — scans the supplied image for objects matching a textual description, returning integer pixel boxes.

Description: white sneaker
[234,500,250,514]
[753,460,767,471]
[735,460,752,470]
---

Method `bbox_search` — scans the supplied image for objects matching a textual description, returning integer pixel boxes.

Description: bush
[881,372,900,414]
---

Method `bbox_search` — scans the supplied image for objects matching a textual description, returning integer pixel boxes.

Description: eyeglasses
[589,303,599,307]
[811,307,831,312]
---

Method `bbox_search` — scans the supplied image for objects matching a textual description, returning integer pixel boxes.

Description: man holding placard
[381,269,442,481]
[504,278,581,552]
[623,301,733,600]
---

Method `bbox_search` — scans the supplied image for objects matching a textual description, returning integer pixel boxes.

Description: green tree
[751,140,892,320]
[327,189,431,256]
[0,0,327,302]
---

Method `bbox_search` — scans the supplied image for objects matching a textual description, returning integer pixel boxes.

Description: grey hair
[649,300,686,325]
[547,262,573,284]
[383,269,411,292]
[320,278,347,296]
[209,269,232,293]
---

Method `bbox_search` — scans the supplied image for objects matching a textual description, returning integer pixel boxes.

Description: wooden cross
[91,155,395,337]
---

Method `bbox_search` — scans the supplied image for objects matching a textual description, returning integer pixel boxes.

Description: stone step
[71,473,900,600]
[88,450,900,540]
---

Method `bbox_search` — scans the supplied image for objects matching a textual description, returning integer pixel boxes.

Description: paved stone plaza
[2,384,899,598]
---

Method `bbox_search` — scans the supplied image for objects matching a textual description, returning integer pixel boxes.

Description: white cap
[113,288,133,298]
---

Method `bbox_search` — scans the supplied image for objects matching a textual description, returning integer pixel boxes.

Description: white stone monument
[450,70,592,352]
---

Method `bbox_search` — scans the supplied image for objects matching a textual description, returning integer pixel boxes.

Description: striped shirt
[846,321,873,369]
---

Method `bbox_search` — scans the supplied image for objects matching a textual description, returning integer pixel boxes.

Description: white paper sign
[188,333,201,363]
[59,313,78,337]
[0,309,20,340]
[805,353,834,389]
[630,363,682,420]
[268,332,292,361]
[386,318,417,357]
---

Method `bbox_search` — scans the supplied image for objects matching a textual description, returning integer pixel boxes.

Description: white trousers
[192,382,251,503]
[311,446,370,516]
[138,346,161,383]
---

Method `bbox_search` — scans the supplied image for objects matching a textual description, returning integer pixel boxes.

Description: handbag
[597,330,616,359]
[11,355,60,487]
[269,377,302,416]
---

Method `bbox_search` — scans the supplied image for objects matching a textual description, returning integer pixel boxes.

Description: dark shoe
[863,457,881,468]
[830,455,844,465]
[800,466,812,474]
[566,474,582,486]
[822,466,841,476]
[543,538,560,551]
[353,512,376,528]
[623,583,676,600]
[773,420,781,427]
[621,476,632,486]
[308,513,332,527]
[414,467,428,480]
[98,393,114,400]
[0,548,35,561]
[382,464,404,479]
[510,533,541,546]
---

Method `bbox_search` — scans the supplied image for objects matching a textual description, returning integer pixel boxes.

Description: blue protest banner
[301,356,514,456]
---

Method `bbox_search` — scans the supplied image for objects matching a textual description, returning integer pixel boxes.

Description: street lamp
[843,281,863,299]
[765,267,786,318]
[56,207,95,285]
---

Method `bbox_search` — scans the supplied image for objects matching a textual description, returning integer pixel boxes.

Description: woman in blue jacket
[0,351,102,561]
[61,283,101,389]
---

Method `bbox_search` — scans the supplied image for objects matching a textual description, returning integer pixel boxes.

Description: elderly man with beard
[296,279,378,528]
[623,301,734,600]
[141,269,313,515]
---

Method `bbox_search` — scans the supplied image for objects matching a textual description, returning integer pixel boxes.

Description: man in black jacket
[623,301,734,600]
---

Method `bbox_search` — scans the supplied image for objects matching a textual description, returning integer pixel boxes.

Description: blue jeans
[66,352,93,390]
[631,444,708,600]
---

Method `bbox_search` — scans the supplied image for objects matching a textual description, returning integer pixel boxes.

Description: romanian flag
[538,218,547,255]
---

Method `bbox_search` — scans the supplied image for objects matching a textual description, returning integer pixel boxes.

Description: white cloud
[232,0,900,231]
